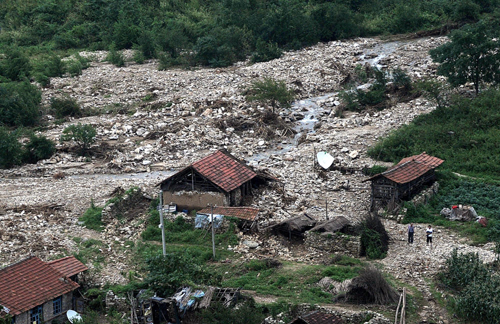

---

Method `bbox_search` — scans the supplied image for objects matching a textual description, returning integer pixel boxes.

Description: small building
[196,206,260,232]
[159,149,275,211]
[288,311,344,324]
[0,256,88,324]
[366,152,444,211]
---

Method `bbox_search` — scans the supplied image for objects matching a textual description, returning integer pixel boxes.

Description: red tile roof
[292,311,343,324]
[366,152,444,184]
[47,256,88,278]
[396,152,444,168]
[191,150,257,192]
[382,160,434,184]
[0,257,79,316]
[197,206,259,221]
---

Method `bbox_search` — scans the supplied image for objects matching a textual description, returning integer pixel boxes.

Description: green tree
[60,123,97,155]
[23,133,56,164]
[430,21,500,95]
[0,47,32,81]
[246,78,295,113]
[0,82,41,127]
[0,127,23,169]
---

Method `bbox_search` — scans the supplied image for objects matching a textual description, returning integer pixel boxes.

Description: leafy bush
[346,267,398,305]
[51,96,82,119]
[0,127,23,169]
[0,82,41,127]
[200,300,265,324]
[23,133,55,164]
[250,39,282,63]
[146,253,220,297]
[60,123,97,155]
[360,213,389,259]
[246,78,295,113]
[66,59,83,77]
[0,47,32,81]
[107,43,125,67]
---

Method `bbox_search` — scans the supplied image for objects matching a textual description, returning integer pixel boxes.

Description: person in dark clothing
[408,223,414,244]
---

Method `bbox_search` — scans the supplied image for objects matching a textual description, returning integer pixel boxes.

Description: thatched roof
[308,216,350,233]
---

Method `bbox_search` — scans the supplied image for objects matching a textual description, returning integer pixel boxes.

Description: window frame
[30,305,43,324]
[53,295,63,315]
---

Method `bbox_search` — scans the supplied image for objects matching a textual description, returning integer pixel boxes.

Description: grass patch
[72,237,105,269]
[220,261,360,304]
[79,200,104,231]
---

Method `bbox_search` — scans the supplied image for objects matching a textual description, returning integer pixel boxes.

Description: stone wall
[162,190,227,212]
[304,231,360,257]
[411,181,439,206]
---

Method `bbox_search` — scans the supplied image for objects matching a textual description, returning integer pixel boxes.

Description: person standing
[408,223,415,244]
[426,225,433,248]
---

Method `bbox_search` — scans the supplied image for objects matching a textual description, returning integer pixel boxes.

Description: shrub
[107,43,125,67]
[392,67,412,91]
[0,127,22,169]
[0,82,41,127]
[199,300,265,324]
[23,133,55,164]
[0,47,32,81]
[51,96,82,119]
[60,123,97,155]
[146,253,220,297]
[246,78,295,113]
[360,213,389,259]
[66,59,83,77]
[250,39,282,63]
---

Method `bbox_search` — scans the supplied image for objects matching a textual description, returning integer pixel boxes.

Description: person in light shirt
[426,225,433,248]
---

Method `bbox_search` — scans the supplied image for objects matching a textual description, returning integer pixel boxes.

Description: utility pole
[159,192,166,257]
[211,204,216,259]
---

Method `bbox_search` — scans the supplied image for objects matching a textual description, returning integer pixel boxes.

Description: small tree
[246,78,295,113]
[0,127,22,169]
[414,77,449,109]
[430,21,500,95]
[61,123,97,155]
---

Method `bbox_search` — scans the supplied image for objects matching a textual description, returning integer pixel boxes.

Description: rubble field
[1,35,495,323]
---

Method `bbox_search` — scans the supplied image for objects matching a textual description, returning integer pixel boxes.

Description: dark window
[53,296,63,315]
[30,305,43,324]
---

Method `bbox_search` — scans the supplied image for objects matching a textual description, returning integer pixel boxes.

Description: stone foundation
[304,231,360,257]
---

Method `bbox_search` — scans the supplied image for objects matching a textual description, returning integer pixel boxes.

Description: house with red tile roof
[159,149,276,211]
[0,256,87,324]
[366,152,444,211]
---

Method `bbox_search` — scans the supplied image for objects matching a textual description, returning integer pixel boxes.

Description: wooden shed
[366,152,444,211]
[159,149,275,211]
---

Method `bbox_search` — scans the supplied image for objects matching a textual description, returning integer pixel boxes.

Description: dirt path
[381,220,496,323]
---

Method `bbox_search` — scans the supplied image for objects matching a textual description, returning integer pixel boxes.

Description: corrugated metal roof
[0,257,79,316]
[197,206,259,221]
[47,256,88,278]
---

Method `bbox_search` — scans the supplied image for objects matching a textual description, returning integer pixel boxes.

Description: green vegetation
[0,128,56,168]
[221,260,361,303]
[430,20,500,95]
[51,96,82,119]
[1,0,496,71]
[79,200,104,231]
[368,88,500,180]
[199,300,266,324]
[60,123,97,155]
[245,78,295,114]
[0,81,41,127]
[360,214,389,259]
[439,249,500,323]
[72,237,105,267]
